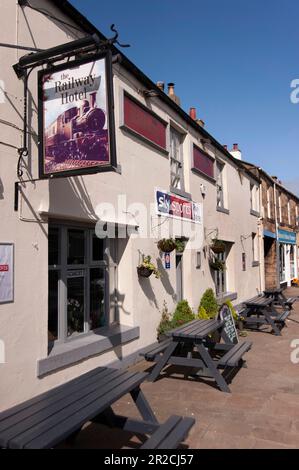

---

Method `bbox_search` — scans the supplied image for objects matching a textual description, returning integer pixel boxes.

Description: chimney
[167,82,181,106]
[189,107,197,120]
[197,119,205,128]
[156,81,165,92]
[230,143,242,161]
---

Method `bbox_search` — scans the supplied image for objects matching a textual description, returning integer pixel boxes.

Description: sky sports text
[290,79,299,104]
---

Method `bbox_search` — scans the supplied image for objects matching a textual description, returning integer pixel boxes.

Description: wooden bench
[284,297,297,309]
[274,310,291,323]
[141,339,172,362]
[141,415,195,449]
[218,341,252,368]
[0,366,194,449]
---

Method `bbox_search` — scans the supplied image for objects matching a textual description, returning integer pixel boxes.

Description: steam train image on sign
[45,92,109,170]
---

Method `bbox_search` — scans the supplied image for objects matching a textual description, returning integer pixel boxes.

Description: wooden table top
[245,296,272,307]
[166,319,224,340]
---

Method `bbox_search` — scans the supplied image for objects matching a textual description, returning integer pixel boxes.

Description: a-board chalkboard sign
[218,304,239,344]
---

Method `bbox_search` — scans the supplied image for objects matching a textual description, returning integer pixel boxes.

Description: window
[278,193,282,223]
[279,244,286,282]
[192,145,214,179]
[123,93,167,150]
[214,250,226,297]
[170,126,184,190]
[252,233,258,263]
[216,160,225,209]
[267,187,272,219]
[48,225,108,344]
[250,184,260,214]
[288,200,291,225]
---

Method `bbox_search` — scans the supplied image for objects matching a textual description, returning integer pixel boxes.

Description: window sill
[216,206,230,215]
[250,209,260,217]
[216,292,238,303]
[170,187,192,200]
[37,324,140,377]
[252,261,260,267]
[191,167,216,184]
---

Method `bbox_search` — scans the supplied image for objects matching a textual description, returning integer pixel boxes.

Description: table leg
[196,343,231,393]
[148,341,178,382]
[264,308,282,336]
[131,387,159,424]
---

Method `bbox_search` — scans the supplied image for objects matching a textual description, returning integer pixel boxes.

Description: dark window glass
[49,227,59,265]
[67,275,85,337]
[48,270,59,342]
[90,268,105,329]
[193,145,214,179]
[68,229,85,265]
[92,235,104,261]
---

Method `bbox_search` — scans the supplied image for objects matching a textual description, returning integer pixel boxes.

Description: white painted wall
[0,0,261,411]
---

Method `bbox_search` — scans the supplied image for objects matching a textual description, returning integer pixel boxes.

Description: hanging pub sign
[38,51,117,179]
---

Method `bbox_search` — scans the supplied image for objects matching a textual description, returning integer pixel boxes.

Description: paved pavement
[62,287,299,449]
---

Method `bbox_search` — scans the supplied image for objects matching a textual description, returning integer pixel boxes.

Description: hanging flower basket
[137,256,160,279]
[210,239,226,254]
[209,258,226,271]
[137,266,154,278]
[157,238,177,253]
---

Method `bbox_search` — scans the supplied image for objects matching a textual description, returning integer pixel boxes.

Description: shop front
[278,229,297,287]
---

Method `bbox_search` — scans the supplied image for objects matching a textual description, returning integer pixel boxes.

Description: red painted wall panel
[193,145,214,179]
[124,94,167,149]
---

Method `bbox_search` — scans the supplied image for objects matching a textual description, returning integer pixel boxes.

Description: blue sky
[70,0,299,194]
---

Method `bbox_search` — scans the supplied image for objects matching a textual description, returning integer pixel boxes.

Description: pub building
[0,0,287,412]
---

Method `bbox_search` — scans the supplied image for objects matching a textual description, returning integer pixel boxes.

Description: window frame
[48,224,110,347]
[169,125,185,191]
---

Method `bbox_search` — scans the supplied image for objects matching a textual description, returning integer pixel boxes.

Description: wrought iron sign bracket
[13,26,129,212]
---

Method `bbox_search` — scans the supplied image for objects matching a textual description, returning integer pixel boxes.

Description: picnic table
[0,367,194,449]
[264,288,298,310]
[242,296,290,336]
[144,319,252,393]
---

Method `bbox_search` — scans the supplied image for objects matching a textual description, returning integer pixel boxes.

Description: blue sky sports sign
[156,189,202,224]
[278,229,297,245]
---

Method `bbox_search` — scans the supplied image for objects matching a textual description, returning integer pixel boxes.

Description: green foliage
[157,301,173,336]
[224,300,238,321]
[199,289,218,319]
[157,300,195,337]
[209,258,226,271]
[172,300,195,326]
[175,239,186,253]
[198,306,210,320]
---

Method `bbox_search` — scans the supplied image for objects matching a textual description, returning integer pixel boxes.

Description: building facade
[1,0,262,411]
[242,163,299,289]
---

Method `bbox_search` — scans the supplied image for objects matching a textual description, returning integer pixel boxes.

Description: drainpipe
[273,181,280,289]
[258,176,264,292]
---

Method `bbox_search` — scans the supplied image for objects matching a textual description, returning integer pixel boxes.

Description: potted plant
[175,239,186,253]
[209,258,226,271]
[157,238,177,253]
[210,238,226,254]
[137,256,160,279]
